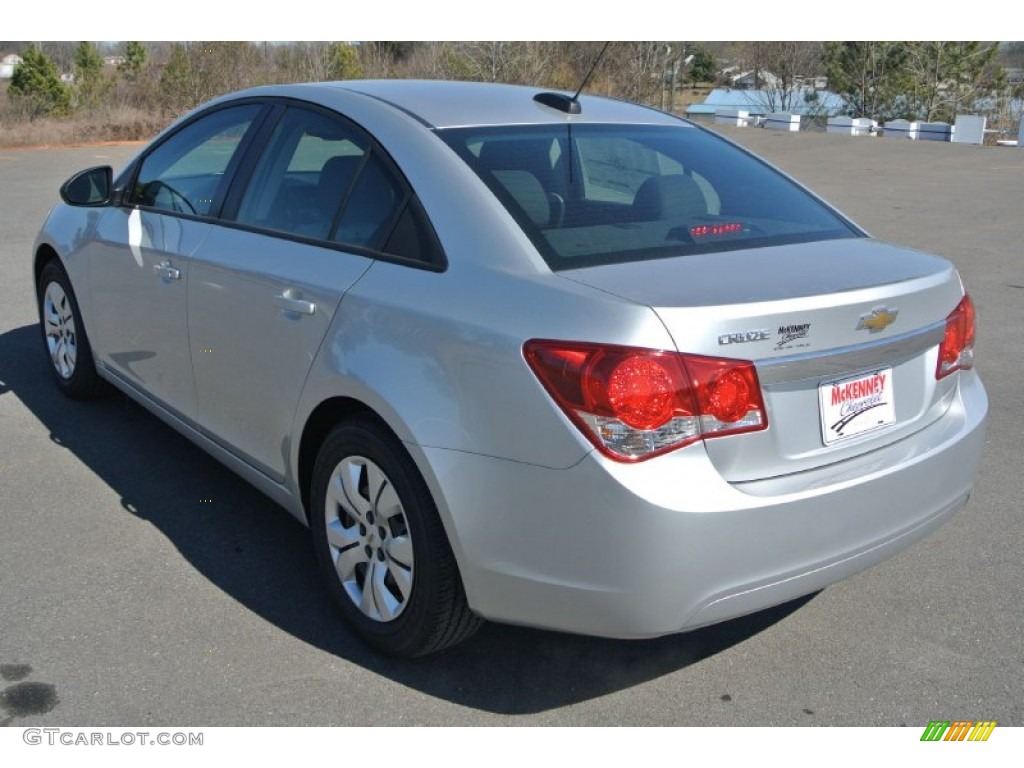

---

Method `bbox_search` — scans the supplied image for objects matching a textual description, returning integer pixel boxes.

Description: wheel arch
[295,394,474,593]
[34,243,62,289]
[297,396,390,525]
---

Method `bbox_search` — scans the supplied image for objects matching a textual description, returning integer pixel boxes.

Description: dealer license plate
[819,368,896,445]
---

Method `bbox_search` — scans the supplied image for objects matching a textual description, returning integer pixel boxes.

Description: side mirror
[60,166,114,206]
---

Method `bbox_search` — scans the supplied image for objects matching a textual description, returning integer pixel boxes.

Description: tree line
[3,41,1021,130]
[824,41,1010,123]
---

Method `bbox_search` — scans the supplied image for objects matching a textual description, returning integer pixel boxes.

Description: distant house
[0,53,23,79]
[795,75,829,90]
[104,55,126,68]
[728,70,781,90]
[719,66,827,92]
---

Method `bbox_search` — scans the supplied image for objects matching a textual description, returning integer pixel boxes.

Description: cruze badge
[856,306,899,333]
[719,329,771,345]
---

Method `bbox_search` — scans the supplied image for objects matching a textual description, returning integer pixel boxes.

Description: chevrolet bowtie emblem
[856,306,899,333]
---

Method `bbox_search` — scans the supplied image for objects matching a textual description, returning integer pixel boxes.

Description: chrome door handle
[153,260,181,280]
[274,290,316,316]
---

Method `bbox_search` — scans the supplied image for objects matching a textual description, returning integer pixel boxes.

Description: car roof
[246,80,689,130]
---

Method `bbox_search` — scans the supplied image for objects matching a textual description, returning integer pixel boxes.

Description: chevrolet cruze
[33,80,988,656]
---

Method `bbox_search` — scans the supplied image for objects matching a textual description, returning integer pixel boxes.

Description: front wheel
[310,417,482,657]
[37,259,107,399]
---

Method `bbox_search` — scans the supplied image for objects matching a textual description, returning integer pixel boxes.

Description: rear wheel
[37,260,107,399]
[310,417,482,657]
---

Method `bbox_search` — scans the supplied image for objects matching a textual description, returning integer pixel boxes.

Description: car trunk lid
[560,238,965,481]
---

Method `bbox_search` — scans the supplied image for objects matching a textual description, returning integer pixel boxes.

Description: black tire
[36,259,107,399]
[310,417,482,657]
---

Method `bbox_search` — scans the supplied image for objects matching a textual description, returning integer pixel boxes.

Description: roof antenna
[534,42,611,115]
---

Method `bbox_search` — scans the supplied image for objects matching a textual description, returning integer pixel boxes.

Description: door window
[235,107,368,240]
[331,151,404,249]
[129,104,261,217]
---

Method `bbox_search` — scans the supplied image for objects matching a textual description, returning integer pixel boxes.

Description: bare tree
[548,42,610,92]
[447,42,559,86]
[742,41,824,113]
[605,42,667,105]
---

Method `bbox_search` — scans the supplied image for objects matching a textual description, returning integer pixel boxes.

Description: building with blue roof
[686,88,847,118]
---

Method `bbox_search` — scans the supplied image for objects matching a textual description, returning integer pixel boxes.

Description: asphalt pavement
[0,130,1021,726]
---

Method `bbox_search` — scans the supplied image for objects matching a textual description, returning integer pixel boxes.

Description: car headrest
[632,174,708,221]
[493,170,550,227]
[319,154,363,200]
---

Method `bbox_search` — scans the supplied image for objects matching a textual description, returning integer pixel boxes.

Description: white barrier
[882,119,919,139]
[764,112,800,132]
[952,115,986,145]
[714,109,751,128]
[917,122,954,142]
[826,116,876,136]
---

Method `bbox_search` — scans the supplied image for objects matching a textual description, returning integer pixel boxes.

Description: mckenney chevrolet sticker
[819,368,896,445]
[775,322,811,351]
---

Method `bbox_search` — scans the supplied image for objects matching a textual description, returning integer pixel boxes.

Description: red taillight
[593,352,679,430]
[936,295,976,379]
[707,370,751,422]
[524,341,767,462]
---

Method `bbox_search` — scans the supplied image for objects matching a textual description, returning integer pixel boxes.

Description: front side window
[129,104,261,217]
[439,123,860,270]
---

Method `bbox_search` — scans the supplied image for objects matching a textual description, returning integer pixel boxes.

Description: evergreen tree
[159,43,197,112]
[327,42,363,80]
[906,42,1001,121]
[121,41,148,82]
[73,41,106,111]
[688,47,717,85]
[824,42,912,122]
[8,45,71,118]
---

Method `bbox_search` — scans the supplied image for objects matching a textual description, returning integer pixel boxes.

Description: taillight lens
[524,341,768,462]
[936,295,976,379]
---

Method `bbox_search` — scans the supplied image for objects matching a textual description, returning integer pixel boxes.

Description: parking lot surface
[1,130,1021,726]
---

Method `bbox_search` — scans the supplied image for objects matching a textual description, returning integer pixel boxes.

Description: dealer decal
[819,368,896,445]
[775,322,811,351]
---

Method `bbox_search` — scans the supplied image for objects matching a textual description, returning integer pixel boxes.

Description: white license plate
[819,368,896,445]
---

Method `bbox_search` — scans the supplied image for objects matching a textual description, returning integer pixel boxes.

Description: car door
[187,104,409,482]
[88,103,265,420]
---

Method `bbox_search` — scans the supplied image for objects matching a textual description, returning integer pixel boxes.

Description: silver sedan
[33,80,987,656]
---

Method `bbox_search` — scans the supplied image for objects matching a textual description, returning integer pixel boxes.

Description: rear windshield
[438,123,860,271]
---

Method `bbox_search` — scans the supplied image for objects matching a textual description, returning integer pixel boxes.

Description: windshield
[438,123,861,271]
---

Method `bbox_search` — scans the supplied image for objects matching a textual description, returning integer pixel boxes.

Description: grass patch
[0,106,167,148]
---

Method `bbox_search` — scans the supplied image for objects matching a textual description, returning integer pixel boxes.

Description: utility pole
[663,43,693,115]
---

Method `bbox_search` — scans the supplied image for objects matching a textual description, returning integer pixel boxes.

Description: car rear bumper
[416,371,987,639]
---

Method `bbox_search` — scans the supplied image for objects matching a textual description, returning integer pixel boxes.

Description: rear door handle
[274,290,316,316]
[153,260,181,280]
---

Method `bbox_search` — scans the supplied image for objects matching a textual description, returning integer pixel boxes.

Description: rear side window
[332,152,403,249]
[229,104,443,266]
[235,107,368,240]
[129,104,261,217]
[439,124,859,270]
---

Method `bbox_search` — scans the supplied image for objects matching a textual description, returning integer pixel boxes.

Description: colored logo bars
[920,721,997,741]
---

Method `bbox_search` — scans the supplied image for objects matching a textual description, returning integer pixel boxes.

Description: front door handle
[274,289,316,316]
[153,260,181,280]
